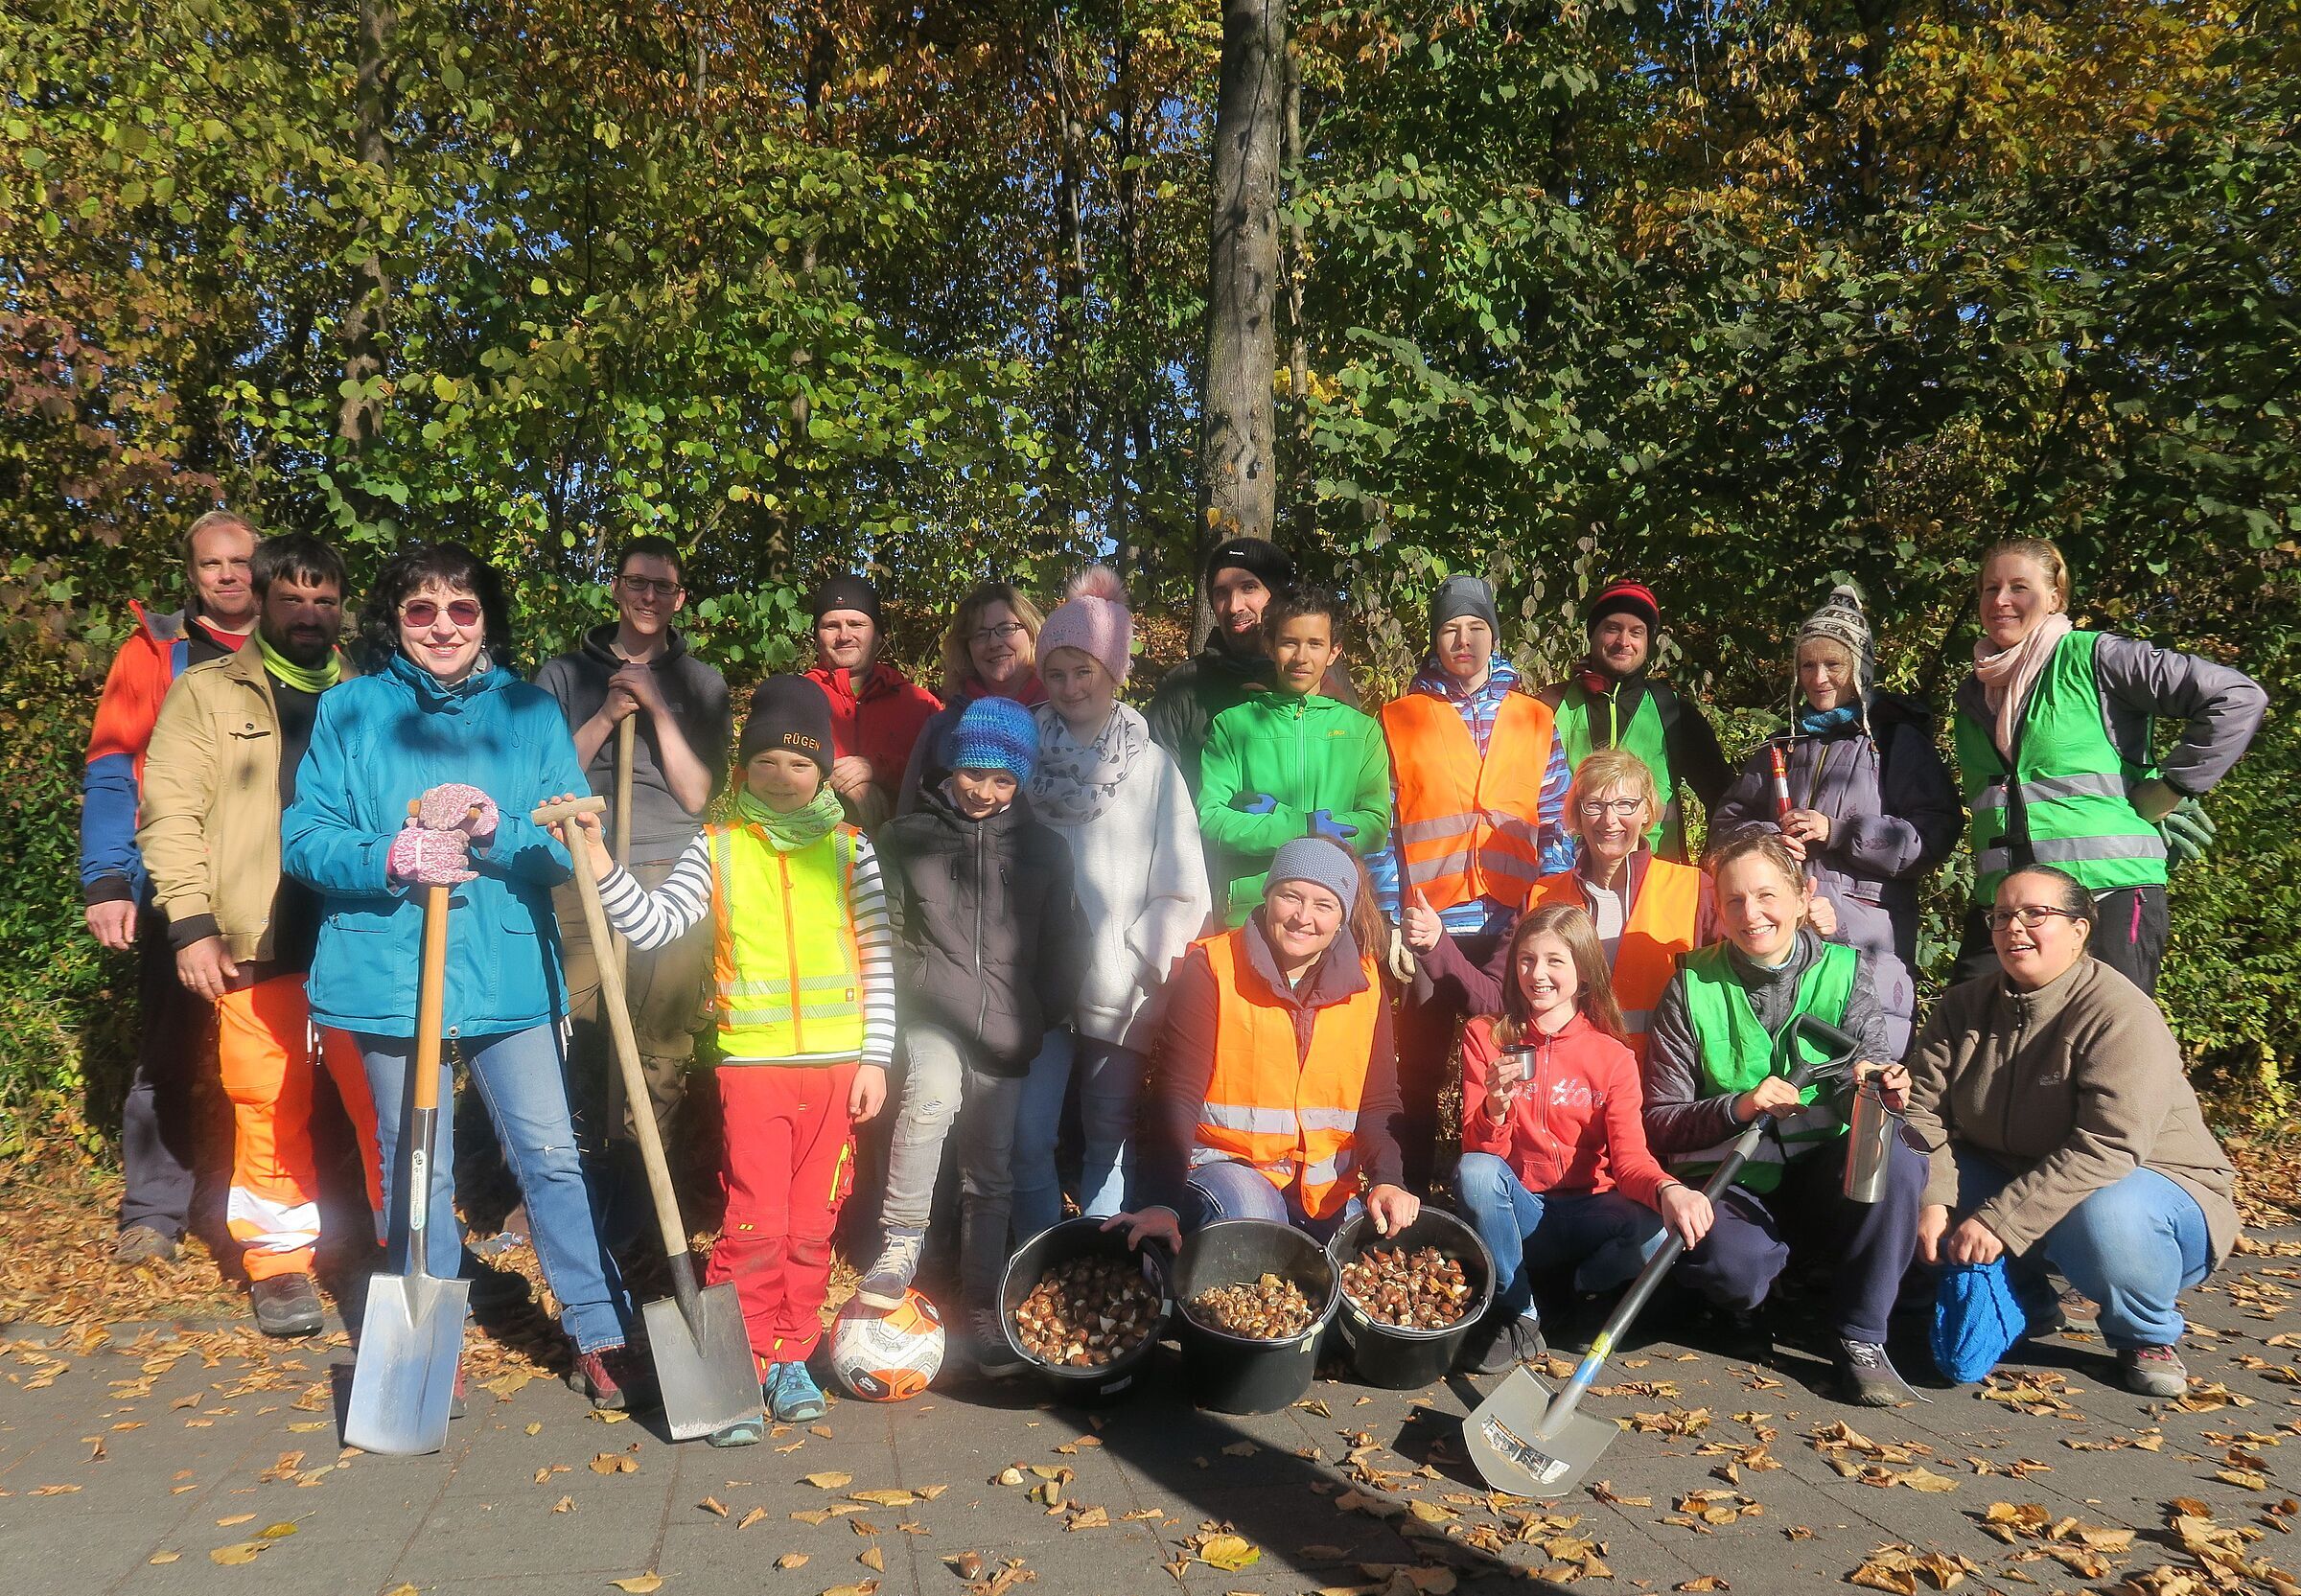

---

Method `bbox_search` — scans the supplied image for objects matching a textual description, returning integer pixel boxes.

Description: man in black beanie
[1147,536,1360,797]
[802,571,940,831]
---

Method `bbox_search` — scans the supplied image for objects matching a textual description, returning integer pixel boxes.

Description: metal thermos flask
[1843,1076,1896,1204]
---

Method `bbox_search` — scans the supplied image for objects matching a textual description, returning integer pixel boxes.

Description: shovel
[343,802,472,1456]
[534,795,762,1442]
[1466,1014,1860,1497]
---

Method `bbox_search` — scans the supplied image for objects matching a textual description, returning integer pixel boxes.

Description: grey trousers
[881,1024,1024,1309]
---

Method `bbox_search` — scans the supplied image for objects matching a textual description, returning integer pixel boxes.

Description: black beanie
[810,572,883,629]
[739,674,835,775]
[1201,536,1294,594]
[1427,573,1500,647]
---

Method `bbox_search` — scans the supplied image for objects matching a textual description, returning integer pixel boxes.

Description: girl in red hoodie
[1453,904,1713,1374]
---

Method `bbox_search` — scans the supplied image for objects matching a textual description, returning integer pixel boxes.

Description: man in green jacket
[1197,587,1392,925]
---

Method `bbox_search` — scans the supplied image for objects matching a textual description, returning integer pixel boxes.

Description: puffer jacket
[283,652,589,1038]
[876,783,1085,1074]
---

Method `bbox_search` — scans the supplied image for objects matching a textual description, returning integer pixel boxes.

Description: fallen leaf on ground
[591,1452,639,1475]
[1675,1579,1728,1592]
[1068,1506,1108,1530]
[850,1489,915,1507]
[777,1553,808,1568]
[148,1553,180,1565]
[608,1577,663,1594]
[552,1495,574,1513]
[210,1543,265,1565]
[858,1546,885,1571]
[803,1471,853,1490]
[218,1514,256,1526]
[1197,1533,1260,1572]
[739,1508,769,1530]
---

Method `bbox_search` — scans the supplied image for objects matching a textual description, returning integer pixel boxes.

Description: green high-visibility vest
[707,821,867,1061]
[1954,629,2167,904]
[1672,941,1857,1194]
[1556,681,1674,856]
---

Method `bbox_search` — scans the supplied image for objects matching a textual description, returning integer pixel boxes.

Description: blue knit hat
[948,696,1039,782]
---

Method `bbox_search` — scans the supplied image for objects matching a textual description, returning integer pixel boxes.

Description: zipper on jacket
[1533,1030,1559,1190]
[973,821,990,1039]
[778,851,804,1048]
[1999,993,2027,1150]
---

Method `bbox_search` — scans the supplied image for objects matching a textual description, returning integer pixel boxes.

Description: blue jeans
[1012,1029,1147,1240]
[356,1025,630,1353]
[1452,1151,1664,1318]
[1953,1148,2212,1350]
[1184,1157,1360,1244]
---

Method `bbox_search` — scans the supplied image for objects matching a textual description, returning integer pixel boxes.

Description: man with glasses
[538,536,731,1233]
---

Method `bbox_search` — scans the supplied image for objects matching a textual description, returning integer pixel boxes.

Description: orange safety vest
[1381,690,1556,912]
[1192,928,1383,1220]
[1531,856,1703,1061]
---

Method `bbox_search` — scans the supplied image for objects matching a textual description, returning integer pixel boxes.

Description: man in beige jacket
[138,534,375,1336]
[1901,864,2237,1398]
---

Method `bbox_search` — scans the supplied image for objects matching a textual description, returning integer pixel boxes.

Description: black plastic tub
[1171,1219,1340,1414]
[998,1217,1172,1402]
[1326,1208,1496,1389]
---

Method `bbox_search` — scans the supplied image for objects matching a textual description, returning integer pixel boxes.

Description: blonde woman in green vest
[562,675,896,1446]
[1952,536,2264,995]
[1639,834,1921,1406]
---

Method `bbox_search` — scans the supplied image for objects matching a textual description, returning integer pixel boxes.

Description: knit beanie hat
[1037,564,1134,686]
[1586,579,1662,636]
[948,695,1039,781]
[810,572,883,630]
[1266,834,1362,910]
[739,674,835,775]
[1798,582,1875,693]
[1428,573,1500,647]
[1202,535,1295,594]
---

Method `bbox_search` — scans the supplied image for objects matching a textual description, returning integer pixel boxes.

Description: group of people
[82,513,2266,1448]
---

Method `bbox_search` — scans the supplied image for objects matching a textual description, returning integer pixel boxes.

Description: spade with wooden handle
[533,794,761,1442]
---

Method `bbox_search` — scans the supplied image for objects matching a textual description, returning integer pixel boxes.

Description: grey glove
[2159,797,2216,867]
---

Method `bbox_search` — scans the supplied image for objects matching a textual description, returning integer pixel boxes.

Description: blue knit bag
[1931,1260,2025,1384]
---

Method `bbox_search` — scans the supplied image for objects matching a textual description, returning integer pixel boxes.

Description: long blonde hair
[938,581,1046,698]
[1491,904,1627,1046]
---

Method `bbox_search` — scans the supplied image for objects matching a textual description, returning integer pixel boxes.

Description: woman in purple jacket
[1708,586,1961,1055]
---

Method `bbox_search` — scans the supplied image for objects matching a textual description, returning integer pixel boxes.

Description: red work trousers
[709,1063,857,1368]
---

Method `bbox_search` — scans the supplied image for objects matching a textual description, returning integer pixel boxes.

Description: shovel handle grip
[613,718,635,867]
[531,793,609,824]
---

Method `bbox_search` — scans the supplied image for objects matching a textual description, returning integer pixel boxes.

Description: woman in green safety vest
[1952,537,2266,996]
[1639,834,1921,1407]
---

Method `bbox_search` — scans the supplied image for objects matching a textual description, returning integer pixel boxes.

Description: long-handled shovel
[534,795,761,1442]
[612,716,635,983]
[1466,1015,1860,1497]
[344,803,472,1456]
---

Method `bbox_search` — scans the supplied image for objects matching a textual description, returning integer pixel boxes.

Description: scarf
[1972,612,2074,762]
[1030,702,1149,825]
[1797,703,1861,737]
[735,784,843,851]
[258,634,341,694]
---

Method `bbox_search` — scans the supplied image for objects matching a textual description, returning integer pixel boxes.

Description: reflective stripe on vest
[1670,941,1858,1194]
[1193,928,1382,1220]
[709,821,867,1060]
[1556,683,1673,856]
[1381,691,1556,911]
[1531,858,1703,1062]
[1954,629,2167,902]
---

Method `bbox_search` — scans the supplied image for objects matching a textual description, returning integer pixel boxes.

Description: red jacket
[805,660,941,790]
[1460,1010,1671,1208]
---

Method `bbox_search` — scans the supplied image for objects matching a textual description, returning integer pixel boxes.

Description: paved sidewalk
[10,1237,2301,1595]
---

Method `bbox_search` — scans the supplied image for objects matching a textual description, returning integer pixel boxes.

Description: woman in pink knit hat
[1012,566,1212,1237]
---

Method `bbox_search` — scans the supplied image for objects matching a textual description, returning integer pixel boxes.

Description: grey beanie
[1266,834,1362,909]
[1798,583,1875,693]
[1427,573,1500,648]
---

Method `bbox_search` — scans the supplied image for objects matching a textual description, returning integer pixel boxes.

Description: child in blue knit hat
[864,695,1085,1376]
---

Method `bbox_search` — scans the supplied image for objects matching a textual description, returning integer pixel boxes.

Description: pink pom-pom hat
[1035,564,1134,685]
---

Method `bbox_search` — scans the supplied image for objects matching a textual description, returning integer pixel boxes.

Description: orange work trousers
[215,974,381,1280]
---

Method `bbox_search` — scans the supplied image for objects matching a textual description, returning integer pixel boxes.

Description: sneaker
[115,1225,177,1265]
[708,1413,766,1448]
[569,1346,636,1412]
[1463,1310,1547,1376]
[2117,1344,2189,1399]
[766,1360,827,1423]
[1837,1338,1910,1407]
[972,1308,1026,1380]
[249,1271,325,1338]
[855,1228,925,1310]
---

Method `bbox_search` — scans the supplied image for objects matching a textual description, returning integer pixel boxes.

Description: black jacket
[877,784,1086,1074]
[1536,669,1734,863]
[535,624,731,865]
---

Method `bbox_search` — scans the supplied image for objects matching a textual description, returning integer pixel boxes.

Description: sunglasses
[400,598,483,629]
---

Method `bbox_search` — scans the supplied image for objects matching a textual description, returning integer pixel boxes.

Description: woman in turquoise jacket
[285,543,636,1410]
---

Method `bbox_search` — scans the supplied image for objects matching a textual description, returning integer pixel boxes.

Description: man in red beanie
[1536,579,1732,863]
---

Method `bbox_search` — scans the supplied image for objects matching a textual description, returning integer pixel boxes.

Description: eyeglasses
[970,621,1028,647]
[1986,905,2087,932]
[400,598,483,629]
[1576,798,1646,820]
[617,576,681,599]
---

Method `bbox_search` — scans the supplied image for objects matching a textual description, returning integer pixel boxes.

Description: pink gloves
[387,824,476,887]
[418,782,500,844]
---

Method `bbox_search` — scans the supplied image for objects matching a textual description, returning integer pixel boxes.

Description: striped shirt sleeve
[848,836,896,1068]
[596,833,713,949]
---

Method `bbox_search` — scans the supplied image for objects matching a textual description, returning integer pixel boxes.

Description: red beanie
[1586,579,1661,635]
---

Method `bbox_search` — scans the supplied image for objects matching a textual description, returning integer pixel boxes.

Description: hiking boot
[766,1360,827,1423]
[115,1225,177,1265]
[1462,1310,1548,1376]
[1838,1338,1910,1407]
[855,1228,925,1310]
[569,1346,639,1411]
[2117,1344,2190,1399]
[972,1308,1026,1380]
[708,1414,766,1448]
[249,1271,325,1338]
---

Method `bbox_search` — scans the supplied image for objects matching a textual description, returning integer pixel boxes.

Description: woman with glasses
[1901,865,2237,1398]
[285,543,639,1411]
[1952,536,2264,994]
[1709,585,1960,1055]
[897,580,1048,814]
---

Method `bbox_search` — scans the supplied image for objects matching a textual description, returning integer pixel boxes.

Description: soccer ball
[827,1288,946,1401]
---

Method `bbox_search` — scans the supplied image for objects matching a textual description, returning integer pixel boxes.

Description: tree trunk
[1282,35,1311,520]
[1109,21,1146,590]
[1044,11,1089,558]
[338,0,394,454]
[1198,0,1286,606]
